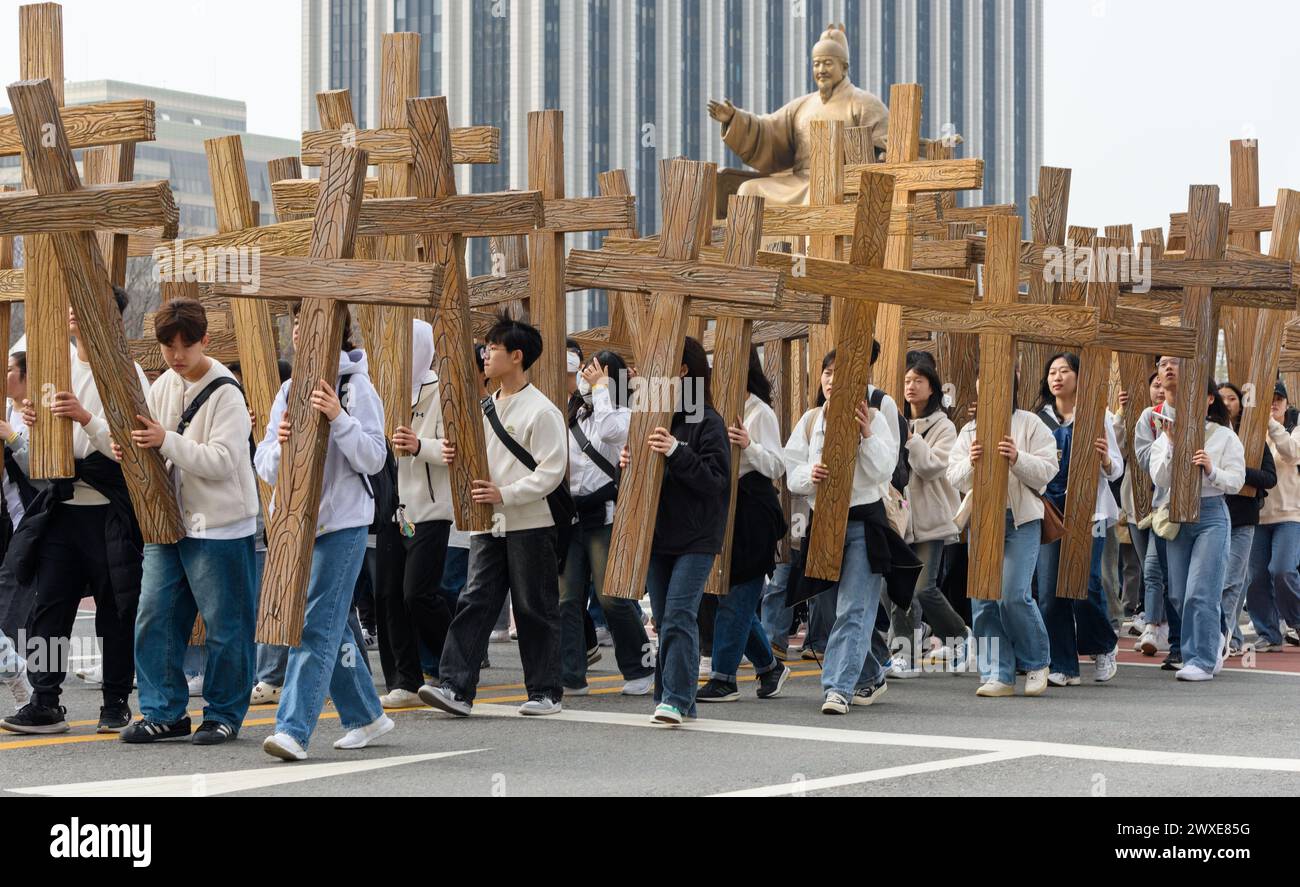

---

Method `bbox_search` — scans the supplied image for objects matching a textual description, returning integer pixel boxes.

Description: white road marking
[1118,659,1299,678]
[6,749,486,797]
[470,704,1300,773]
[710,750,1029,797]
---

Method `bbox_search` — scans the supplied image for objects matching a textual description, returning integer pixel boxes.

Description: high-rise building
[0,80,301,237]
[303,0,1043,331]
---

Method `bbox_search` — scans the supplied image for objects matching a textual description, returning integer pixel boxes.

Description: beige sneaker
[975,680,1014,697]
[1024,667,1049,696]
[380,688,425,709]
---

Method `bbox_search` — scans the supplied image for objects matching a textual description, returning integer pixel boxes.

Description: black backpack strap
[1038,407,1062,433]
[177,376,242,436]
[569,417,619,484]
[482,395,537,471]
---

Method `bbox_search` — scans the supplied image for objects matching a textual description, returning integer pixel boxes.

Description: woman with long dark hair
[621,337,730,725]
[947,373,1060,698]
[1218,382,1276,658]
[1148,381,1245,681]
[697,347,790,703]
[1032,352,1123,687]
[891,358,969,674]
[784,349,899,714]
[560,349,655,697]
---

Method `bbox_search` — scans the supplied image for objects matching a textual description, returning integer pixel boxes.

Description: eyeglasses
[1157,358,1180,369]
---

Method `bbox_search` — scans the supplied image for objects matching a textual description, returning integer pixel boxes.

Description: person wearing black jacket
[1219,382,1277,658]
[620,338,730,726]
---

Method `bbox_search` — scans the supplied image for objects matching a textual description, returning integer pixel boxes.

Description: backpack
[338,376,400,533]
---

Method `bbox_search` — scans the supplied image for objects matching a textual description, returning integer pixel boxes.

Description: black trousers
[376,519,453,692]
[439,527,560,703]
[28,504,137,707]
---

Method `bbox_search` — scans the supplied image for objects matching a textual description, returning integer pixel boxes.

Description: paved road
[3,636,1298,797]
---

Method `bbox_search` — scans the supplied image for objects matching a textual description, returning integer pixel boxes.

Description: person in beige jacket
[120,298,259,746]
[947,381,1059,698]
[1245,382,1300,651]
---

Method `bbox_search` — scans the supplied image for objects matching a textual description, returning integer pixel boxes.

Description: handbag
[1040,495,1065,543]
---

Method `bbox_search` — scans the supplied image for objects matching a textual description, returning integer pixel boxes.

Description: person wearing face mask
[1032,353,1123,687]
[372,320,457,710]
[560,349,655,698]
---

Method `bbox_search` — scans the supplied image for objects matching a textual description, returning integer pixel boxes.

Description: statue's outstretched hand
[707,99,736,125]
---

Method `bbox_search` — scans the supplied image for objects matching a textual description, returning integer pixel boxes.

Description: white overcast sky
[3,0,1297,238]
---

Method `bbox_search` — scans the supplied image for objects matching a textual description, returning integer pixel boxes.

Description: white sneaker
[821,691,850,714]
[595,626,614,648]
[1131,613,1148,634]
[1024,667,1049,696]
[4,662,32,712]
[380,688,424,709]
[518,696,562,716]
[1175,664,1213,682]
[489,630,511,644]
[621,675,654,696]
[923,644,953,666]
[1213,634,1228,676]
[333,715,394,750]
[1093,645,1119,683]
[263,732,307,761]
[361,629,378,651]
[1047,672,1080,687]
[249,681,281,705]
[77,663,104,685]
[187,674,204,697]
[975,680,1014,697]
[887,656,919,679]
[698,656,712,677]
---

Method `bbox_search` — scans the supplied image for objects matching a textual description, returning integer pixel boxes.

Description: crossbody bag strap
[482,395,537,471]
[569,417,619,483]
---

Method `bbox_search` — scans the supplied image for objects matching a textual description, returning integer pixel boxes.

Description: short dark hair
[486,312,543,370]
[565,338,582,362]
[153,298,208,347]
[111,285,129,316]
[870,338,881,365]
[10,350,26,377]
[681,336,712,408]
[906,349,936,370]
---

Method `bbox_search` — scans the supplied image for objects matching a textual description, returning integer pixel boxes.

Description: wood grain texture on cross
[2,77,183,542]
[845,85,985,404]
[1017,167,1072,410]
[252,145,442,646]
[563,160,783,600]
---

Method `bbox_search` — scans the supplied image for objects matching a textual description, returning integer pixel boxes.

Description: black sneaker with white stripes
[119,716,192,743]
[192,720,236,745]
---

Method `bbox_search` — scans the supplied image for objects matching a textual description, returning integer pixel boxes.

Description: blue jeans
[1143,531,1182,658]
[710,574,777,682]
[646,552,713,717]
[135,536,258,730]
[183,645,206,680]
[857,604,891,691]
[1220,525,1255,648]
[759,561,794,649]
[1167,496,1230,673]
[821,522,886,698]
[1246,521,1300,646]
[1037,534,1116,677]
[971,513,1048,685]
[275,527,382,748]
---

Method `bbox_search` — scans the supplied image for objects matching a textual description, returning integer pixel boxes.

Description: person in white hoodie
[1244,382,1300,652]
[893,358,969,673]
[114,299,259,746]
[1031,353,1123,688]
[1,291,151,736]
[1148,382,1245,682]
[784,349,898,714]
[374,320,455,709]
[256,310,393,761]
[422,315,568,718]
[947,377,1059,698]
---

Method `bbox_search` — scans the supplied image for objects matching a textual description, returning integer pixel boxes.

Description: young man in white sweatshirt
[116,299,260,745]
[1,289,151,736]
[422,315,567,717]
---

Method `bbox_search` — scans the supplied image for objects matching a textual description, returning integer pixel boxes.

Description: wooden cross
[207,145,444,645]
[1,3,157,479]
[844,84,985,402]
[0,78,183,542]
[560,159,784,600]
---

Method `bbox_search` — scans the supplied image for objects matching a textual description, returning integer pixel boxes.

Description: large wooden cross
[2,2,157,479]
[207,145,447,645]
[0,78,183,542]
[560,159,785,600]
